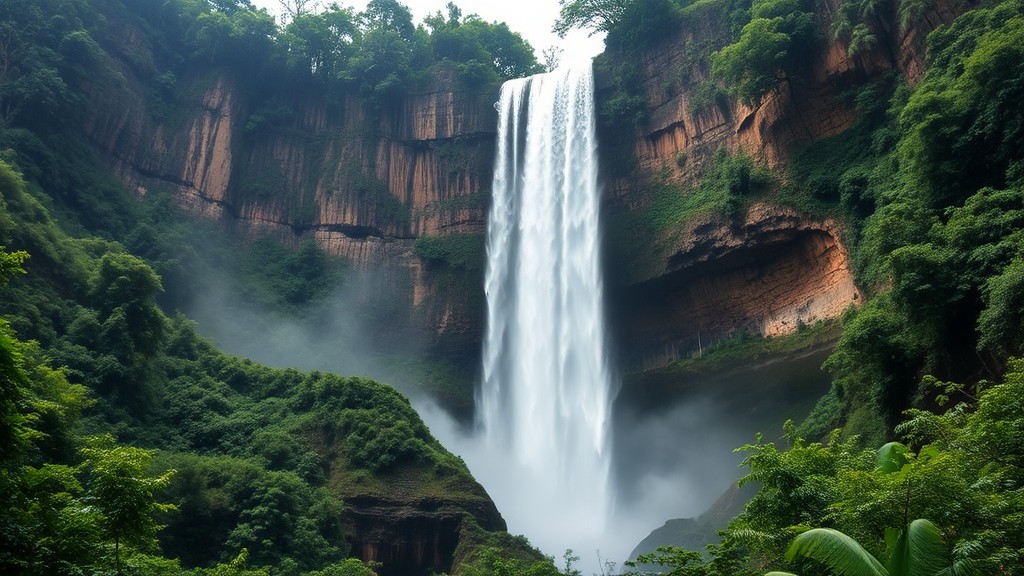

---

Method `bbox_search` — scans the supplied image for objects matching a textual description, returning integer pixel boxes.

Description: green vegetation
[586,0,1024,572]
[1,0,1023,573]
[620,1,1024,572]
[628,359,1024,574]
[605,151,772,281]
[710,0,818,104]
[455,520,565,576]
[0,153,459,573]
[832,0,938,56]
[126,0,540,109]
[770,518,953,576]
[626,319,840,387]
[802,0,1024,436]
[239,238,340,311]
[414,233,486,270]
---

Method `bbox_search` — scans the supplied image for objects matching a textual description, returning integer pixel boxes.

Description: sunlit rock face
[611,204,860,372]
[84,53,494,259]
[81,27,496,373]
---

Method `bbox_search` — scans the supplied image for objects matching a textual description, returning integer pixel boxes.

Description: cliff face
[601,0,959,197]
[81,17,493,367]
[85,66,494,251]
[78,0,968,380]
[612,204,860,371]
[342,493,505,576]
[599,0,961,369]
[80,1,964,377]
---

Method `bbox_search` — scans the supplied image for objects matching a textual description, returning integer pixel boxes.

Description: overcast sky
[249,0,606,67]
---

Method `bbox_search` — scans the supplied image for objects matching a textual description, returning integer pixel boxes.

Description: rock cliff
[341,492,505,576]
[611,204,859,371]
[597,0,961,369]
[82,16,494,367]
[80,0,963,388]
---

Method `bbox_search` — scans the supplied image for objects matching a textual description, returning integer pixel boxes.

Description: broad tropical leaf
[885,519,951,576]
[876,441,910,474]
[785,528,888,576]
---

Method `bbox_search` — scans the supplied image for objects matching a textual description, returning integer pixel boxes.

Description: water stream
[476,62,615,556]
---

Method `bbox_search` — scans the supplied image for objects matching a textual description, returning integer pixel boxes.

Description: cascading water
[477,62,614,552]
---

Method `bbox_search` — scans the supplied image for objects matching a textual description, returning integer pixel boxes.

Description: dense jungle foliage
[0,155,505,574]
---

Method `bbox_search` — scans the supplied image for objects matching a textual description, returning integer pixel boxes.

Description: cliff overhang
[611,203,861,372]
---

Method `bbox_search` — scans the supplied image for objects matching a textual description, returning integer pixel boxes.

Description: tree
[89,252,165,360]
[553,0,630,37]
[711,17,791,104]
[282,4,357,81]
[0,246,26,288]
[625,546,706,575]
[279,0,319,23]
[361,0,414,40]
[80,439,176,574]
[977,257,1024,356]
[211,0,254,14]
[710,0,818,104]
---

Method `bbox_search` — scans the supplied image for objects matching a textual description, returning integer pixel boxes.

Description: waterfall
[478,63,613,543]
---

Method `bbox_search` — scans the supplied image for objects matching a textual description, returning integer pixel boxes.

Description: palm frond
[786,528,888,576]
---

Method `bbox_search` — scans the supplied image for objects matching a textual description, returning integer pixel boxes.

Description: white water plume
[474,62,615,557]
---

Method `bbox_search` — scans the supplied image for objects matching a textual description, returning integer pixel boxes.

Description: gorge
[3,0,1022,573]
[74,0,900,567]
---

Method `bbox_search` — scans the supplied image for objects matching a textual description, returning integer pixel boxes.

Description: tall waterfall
[478,63,614,540]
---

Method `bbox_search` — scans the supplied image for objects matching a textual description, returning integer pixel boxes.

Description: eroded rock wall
[342,494,505,576]
[612,204,860,371]
[80,20,492,367]
[600,0,961,369]
[601,0,960,208]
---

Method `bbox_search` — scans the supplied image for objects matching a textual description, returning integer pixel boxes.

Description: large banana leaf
[785,528,888,576]
[884,519,952,576]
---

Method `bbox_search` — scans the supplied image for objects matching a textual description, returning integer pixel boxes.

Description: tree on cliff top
[554,0,682,51]
[279,0,319,22]
[710,0,819,104]
[553,0,631,37]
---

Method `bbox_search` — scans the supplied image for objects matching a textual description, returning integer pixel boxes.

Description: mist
[417,348,830,575]
[184,261,445,395]
[185,254,829,575]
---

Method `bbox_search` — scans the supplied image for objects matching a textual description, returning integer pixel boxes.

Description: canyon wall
[81,0,961,376]
[598,0,961,370]
[82,18,495,366]
[80,0,962,377]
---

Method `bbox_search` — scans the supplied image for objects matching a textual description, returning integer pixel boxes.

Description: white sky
[249,0,606,67]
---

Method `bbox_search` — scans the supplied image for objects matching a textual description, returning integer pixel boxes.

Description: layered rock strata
[611,204,860,371]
